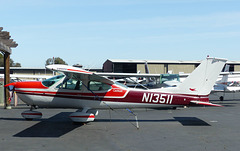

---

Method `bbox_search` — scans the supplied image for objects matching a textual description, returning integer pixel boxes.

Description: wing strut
[81,82,101,101]
[128,77,148,90]
[102,101,140,129]
[126,108,139,129]
[82,79,139,129]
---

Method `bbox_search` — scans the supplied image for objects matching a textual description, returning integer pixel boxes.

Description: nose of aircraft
[4,82,17,91]
[4,81,47,90]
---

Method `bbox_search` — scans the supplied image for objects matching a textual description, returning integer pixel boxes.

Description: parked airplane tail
[220,65,230,83]
[145,61,150,74]
[144,61,155,83]
[175,57,227,96]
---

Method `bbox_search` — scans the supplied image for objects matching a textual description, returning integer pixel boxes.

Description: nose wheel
[21,105,42,121]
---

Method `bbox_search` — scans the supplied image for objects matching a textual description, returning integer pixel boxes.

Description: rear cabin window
[57,78,82,90]
[42,75,65,87]
[89,81,111,91]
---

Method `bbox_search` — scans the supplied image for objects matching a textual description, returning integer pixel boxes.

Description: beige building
[103,59,240,74]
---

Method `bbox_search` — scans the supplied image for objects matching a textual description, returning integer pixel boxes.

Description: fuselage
[6,75,209,109]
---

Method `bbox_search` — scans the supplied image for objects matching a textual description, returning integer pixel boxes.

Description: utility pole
[0,27,18,109]
[4,52,10,109]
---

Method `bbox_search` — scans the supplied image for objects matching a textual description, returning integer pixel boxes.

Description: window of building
[114,63,137,73]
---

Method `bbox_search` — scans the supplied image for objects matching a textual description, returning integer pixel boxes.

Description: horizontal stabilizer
[190,101,223,107]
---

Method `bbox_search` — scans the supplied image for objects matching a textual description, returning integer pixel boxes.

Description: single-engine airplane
[5,57,226,123]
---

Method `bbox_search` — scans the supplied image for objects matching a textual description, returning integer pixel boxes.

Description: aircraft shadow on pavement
[95,119,176,122]
[13,112,82,138]
[12,114,210,138]
[173,117,211,126]
[95,117,211,126]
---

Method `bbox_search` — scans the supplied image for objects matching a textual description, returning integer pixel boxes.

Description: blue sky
[1,0,240,68]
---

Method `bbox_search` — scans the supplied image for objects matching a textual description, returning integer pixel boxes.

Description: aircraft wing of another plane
[46,64,114,84]
[96,72,160,77]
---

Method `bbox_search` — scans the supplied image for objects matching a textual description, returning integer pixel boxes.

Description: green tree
[45,57,68,65]
[0,53,21,67]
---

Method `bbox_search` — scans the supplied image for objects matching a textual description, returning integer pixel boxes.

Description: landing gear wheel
[25,118,33,121]
[69,112,95,123]
[21,110,42,120]
[72,122,85,125]
[219,96,224,101]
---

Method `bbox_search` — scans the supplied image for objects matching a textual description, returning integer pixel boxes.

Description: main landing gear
[21,106,98,123]
[21,105,42,121]
[69,108,98,123]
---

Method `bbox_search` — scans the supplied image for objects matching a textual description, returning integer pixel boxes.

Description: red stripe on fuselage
[70,115,95,118]
[8,81,48,89]
[15,89,128,98]
[102,90,209,105]
[14,83,128,99]
[21,113,42,115]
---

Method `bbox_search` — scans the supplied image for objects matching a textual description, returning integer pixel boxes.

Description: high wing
[46,64,114,85]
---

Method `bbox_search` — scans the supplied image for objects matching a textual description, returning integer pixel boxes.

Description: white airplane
[213,72,240,92]
[5,57,226,123]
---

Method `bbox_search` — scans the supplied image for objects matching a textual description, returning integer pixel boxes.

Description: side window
[89,81,111,91]
[57,79,82,90]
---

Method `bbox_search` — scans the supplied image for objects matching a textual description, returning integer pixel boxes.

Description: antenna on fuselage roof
[81,82,101,101]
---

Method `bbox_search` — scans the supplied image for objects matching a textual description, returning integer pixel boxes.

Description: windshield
[42,74,65,87]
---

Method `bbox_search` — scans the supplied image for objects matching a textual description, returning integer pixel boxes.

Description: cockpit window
[89,81,111,91]
[42,75,65,87]
[57,78,82,90]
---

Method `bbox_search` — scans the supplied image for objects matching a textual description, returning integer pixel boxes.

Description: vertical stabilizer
[177,57,227,95]
[145,61,150,74]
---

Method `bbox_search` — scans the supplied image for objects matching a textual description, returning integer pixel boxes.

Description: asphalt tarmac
[0,100,239,151]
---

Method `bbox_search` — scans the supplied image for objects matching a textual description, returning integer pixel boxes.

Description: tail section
[176,57,227,95]
[224,64,230,72]
[145,61,150,74]
[144,61,154,83]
